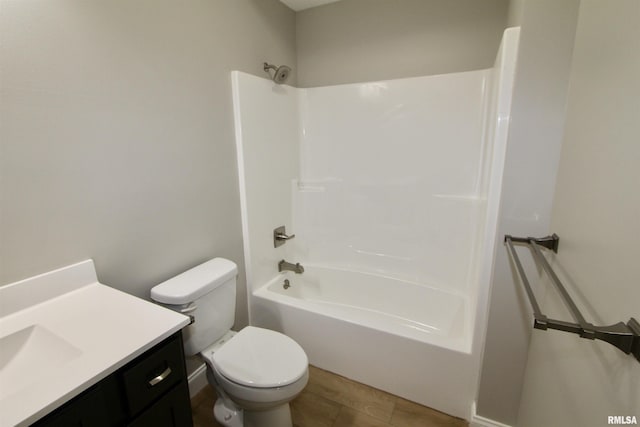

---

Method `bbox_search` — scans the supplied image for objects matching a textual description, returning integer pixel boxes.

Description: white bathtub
[255,266,471,353]
[251,265,477,419]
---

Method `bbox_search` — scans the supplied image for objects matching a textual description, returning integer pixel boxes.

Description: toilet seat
[212,326,308,388]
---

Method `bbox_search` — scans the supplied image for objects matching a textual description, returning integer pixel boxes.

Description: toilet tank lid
[151,258,237,305]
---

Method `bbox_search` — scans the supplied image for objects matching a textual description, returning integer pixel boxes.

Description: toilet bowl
[150,258,309,427]
[202,326,308,426]
[212,366,309,409]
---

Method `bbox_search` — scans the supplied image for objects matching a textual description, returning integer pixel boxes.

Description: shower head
[264,62,291,84]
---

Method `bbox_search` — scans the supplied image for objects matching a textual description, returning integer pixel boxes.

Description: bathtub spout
[279,260,304,274]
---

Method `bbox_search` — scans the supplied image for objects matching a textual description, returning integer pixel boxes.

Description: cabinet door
[127,382,193,427]
[31,383,111,427]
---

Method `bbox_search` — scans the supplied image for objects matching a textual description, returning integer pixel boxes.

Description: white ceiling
[280,0,342,12]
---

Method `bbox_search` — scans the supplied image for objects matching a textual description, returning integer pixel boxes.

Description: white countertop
[0,260,190,427]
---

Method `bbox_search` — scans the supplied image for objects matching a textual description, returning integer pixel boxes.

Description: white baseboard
[470,402,513,427]
[188,363,208,398]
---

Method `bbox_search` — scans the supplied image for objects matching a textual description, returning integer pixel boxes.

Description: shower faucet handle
[274,226,296,247]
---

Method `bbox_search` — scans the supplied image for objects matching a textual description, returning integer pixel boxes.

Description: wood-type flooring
[191,365,468,427]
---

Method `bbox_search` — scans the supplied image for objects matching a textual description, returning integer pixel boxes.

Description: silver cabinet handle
[148,367,172,387]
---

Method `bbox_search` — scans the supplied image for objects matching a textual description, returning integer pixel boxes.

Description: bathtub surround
[233,28,520,419]
[231,73,300,311]
[295,70,488,297]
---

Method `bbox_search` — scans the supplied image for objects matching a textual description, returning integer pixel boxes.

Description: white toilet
[150,258,308,427]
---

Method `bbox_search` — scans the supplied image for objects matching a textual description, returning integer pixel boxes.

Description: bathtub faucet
[278,260,304,274]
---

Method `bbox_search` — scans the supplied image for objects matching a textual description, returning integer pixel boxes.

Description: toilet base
[214,399,292,427]
[243,403,293,427]
[214,400,243,427]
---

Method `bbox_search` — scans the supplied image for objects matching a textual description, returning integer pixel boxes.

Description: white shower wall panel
[295,71,489,293]
[232,72,299,295]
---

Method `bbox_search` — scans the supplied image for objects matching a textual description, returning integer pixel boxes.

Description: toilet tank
[151,258,238,356]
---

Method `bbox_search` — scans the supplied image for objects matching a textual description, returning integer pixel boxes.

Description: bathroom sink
[0,325,82,400]
[0,260,190,426]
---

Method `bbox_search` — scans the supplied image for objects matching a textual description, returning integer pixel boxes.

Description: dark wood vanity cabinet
[32,332,193,427]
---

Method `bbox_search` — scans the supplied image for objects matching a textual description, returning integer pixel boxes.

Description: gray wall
[518,1,640,425]
[475,0,580,424]
[506,0,525,27]
[0,0,296,331]
[295,0,509,87]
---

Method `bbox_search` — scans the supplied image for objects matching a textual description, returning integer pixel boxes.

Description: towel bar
[504,234,640,362]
